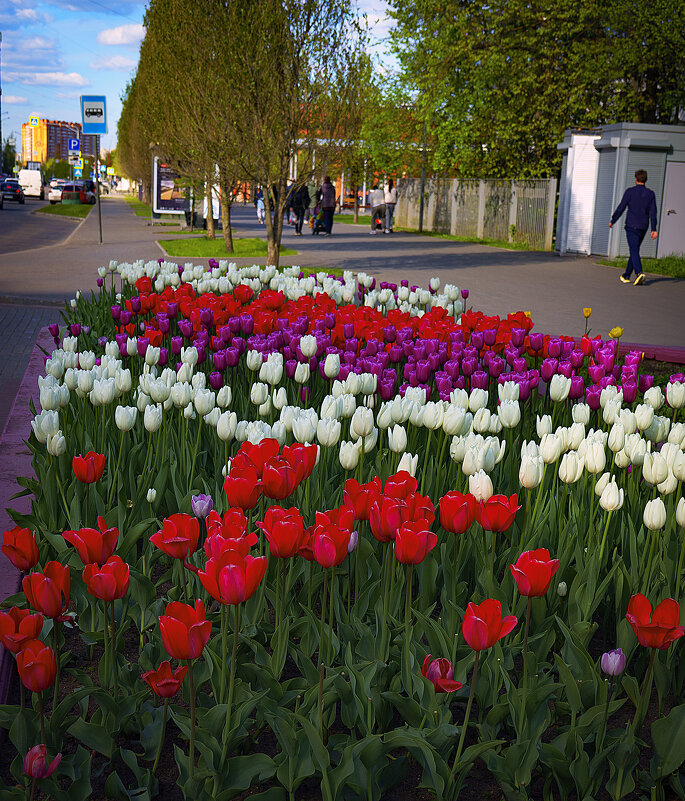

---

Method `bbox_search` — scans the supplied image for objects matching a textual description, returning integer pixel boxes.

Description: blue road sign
[80,95,107,135]
[68,138,80,152]
[74,168,83,178]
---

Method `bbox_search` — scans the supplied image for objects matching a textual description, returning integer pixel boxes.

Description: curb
[0,296,64,308]
[0,327,53,708]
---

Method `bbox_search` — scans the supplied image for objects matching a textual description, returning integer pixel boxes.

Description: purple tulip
[461,357,477,377]
[558,360,573,379]
[225,347,240,368]
[601,648,626,677]
[570,349,585,369]
[622,381,638,403]
[137,337,149,358]
[170,336,183,355]
[471,331,484,351]
[569,375,585,400]
[586,385,602,410]
[471,371,489,390]
[213,351,227,371]
[461,289,469,299]
[529,332,544,352]
[547,338,562,358]
[540,358,558,382]
[69,323,81,337]
[511,328,526,348]
[157,314,170,334]
[120,310,132,326]
[191,494,214,520]
[178,319,193,339]
[209,371,223,390]
[588,364,605,384]
[166,302,178,319]
[670,373,685,384]
[158,348,169,367]
[110,306,121,321]
[97,277,104,287]
[489,357,506,379]
[200,308,214,328]
[639,374,655,393]
[130,297,141,314]
[98,336,108,348]
[513,357,527,373]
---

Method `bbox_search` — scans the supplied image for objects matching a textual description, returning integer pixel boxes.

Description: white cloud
[97,24,145,46]
[2,95,28,104]
[5,71,90,87]
[90,55,137,70]
[21,36,57,49]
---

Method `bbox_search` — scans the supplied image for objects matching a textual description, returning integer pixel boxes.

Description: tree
[117,77,154,201]
[2,138,17,175]
[388,0,685,178]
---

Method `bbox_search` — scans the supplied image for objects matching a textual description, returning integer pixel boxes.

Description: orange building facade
[21,119,100,164]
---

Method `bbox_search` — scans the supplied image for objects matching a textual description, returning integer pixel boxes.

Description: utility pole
[1,32,4,162]
[418,119,427,233]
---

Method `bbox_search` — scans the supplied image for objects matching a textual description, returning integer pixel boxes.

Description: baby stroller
[311,205,326,235]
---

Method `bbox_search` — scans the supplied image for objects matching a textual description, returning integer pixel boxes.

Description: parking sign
[68,138,80,153]
[80,95,107,135]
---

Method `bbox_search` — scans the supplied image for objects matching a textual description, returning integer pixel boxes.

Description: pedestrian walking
[384,179,397,233]
[609,169,658,286]
[369,184,385,234]
[292,184,310,236]
[320,176,336,236]
[254,187,265,224]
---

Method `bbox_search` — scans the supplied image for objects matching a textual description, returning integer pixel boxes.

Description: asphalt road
[0,196,81,255]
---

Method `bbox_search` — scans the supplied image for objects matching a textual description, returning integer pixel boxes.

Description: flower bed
[1,259,685,800]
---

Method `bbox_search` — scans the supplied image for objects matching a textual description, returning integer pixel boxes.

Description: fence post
[544,177,557,251]
[508,181,518,243]
[477,180,486,239]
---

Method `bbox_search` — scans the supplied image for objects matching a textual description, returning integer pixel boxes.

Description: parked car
[59,183,96,205]
[18,169,48,200]
[48,180,69,204]
[1,180,25,204]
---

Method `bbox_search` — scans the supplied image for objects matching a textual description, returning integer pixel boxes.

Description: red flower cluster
[23,562,70,620]
[0,608,43,654]
[151,513,200,561]
[368,472,435,544]
[626,594,685,650]
[63,516,119,566]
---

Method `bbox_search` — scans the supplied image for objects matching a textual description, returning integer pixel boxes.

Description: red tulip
[282,443,318,484]
[72,451,105,483]
[406,492,436,527]
[206,508,248,540]
[313,524,351,568]
[462,599,518,652]
[384,471,418,500]
[369,496,410,543]
[198,551,267,605]
[16,639,57,692]
[223,464,262,510]
[63,516,118,566]
[83,555,130,602]
[23,744,62,779]
[159,600,212,660]
[510,549,560,597]
[22,561,70,619]
[256,506,305,558]
[395,521,438,564]
[232,439,280,478]
[343,476,382,521]
[439,492,475,534]
[204,530,258,560]
[2,526,39,571]
[315,505,355,532]
[0,608,44,654]
[150,513,200,561]
[422,655,463,693]
[626,594,685,650]
[475,494,521,533]
[141,660,188,698]
[297,527,315,562]
[262,456,300,500]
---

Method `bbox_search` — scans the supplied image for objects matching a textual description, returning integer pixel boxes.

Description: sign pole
[96,164,103,245]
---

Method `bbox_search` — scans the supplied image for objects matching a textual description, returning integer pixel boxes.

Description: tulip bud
[644,386,664,410]
[339,440,360,470]
[468,388,488,413]
[250,382,268,406]
[601,648,626,676]
[643,498,667,531]
[147,488,157,503]
[595,472,611,497]
[144,404,163,433]
[549,375,571,403]
[498,399,521,429]
[657,471,677,496]
[397,451,418,476]
[299,335,318,358]
[115,405,137,432]
[294,363,310,384]
[667,381,685,410]
[676,497,685,529]
[557,581,567,597]
[572,403,591,425]
[519,454,544,489]
[584,441,606,474]
[46,430,66,457]
[536,414,552,438]
[635,403,654,431]
[217,386,233,408]
[540,433,562,464]
[324,353,341,379]
[316,417,341,447]
[642,452,669,486]
[469,470,493,501]
[559,451,584,484]
[599,478,624,512]
[351,407,374,439]
[388,424,408,453]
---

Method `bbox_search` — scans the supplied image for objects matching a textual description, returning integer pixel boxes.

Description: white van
[18,169,47,200]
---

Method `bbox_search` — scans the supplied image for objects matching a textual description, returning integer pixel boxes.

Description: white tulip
[250,382,268,406]
[600,386,622,409]
[145,346,160,366]
[217,411,237,442]
[181,346,198,366]
[676,497,685,529]
[148,378,171,404]
[559,451,584,484]
[376,402,394,430]
[351,407,374,439]
[540,433,563,464]
[643,498,667,530]
[31,410,59,443]
[300,335,318,358]
[144,404,163,433]
[345,373,361,395]
[388,424,408,453]
[498,381,520,402]
[443,406,468,436]
[194,389,216,416]
[468,388,488,413]
[603,399,621,426]
[536,415,553,438]
[635,403,654,431]
[245,349,262,372]
[498,399,521,429]
[667,381,685,410]
[258,399,271,417]
[549,375,571,403]
[584,441,606,474]
[642,452,669,485]
[572,403,591,425]
[594,472,611,497]
[272,387,287,411]
[191,373,206,391]
[673,451,685,482]
[473,408,492,433]
[398,451,419,476]
[618,409,637,435]
[644,416,671,444]
[272,421,287,447]
[599,479,624,512]
[450,436,466,463]
[217,386,232,408]
[146,488,157,503]
[317,418,341,447]
[177,363,194,384]
[320,395,340,420]
[339,440,360,470]
[451,388,469,409]
[115,405,137,431]
[91,378,115,406]
[359,373,377,395]
[567,422,585,451]
[658,471,677,495]
[63,368,78,392]
[614,449,631,469]
[423,402,445,430]
[519,454,544,489]
[469,470,493,501]
[77,370,95,396]
[644,386,664,411]
[324,353,341,379]
[46,429,66,456]
[294,363,310,384]
[45,357,64,380]
[126,337,137,357]
[669,422,685,447]
[607,421,625,454]
[293,413,317,444]
[171,382,192,408]
[184,403,196,421]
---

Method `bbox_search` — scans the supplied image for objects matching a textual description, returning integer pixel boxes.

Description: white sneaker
[370,230,376,235]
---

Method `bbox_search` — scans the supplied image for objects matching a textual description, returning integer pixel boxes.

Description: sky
[0,0,396,160]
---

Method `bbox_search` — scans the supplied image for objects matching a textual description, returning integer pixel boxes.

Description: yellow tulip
[608,326,624,339]
[583,307,592,318]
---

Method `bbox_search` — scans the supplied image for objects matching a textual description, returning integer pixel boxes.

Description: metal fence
[395,177,558,250]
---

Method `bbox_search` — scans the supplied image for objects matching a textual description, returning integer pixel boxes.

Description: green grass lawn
[333,214,372,226]
[159,236,297,258]
[35,203,92,219]
[124,196,184,221]
[598,255,685,279]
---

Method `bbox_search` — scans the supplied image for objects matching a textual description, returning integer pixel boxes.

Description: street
[0,196,82,255]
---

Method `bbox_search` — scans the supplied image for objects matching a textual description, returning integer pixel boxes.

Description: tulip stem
[631,648,657,736]
[307,561,313,610]
[111,602,118,697]
[107,430,125,510]
[52,623,60,711]
[597,676,614,754]
[319,569,329,667]
[523,597,532,692]
[152,698,168,776]
[220,603,240,772]
[405,564,413,695]
[188,660,196,780]
[318,660,325,742]
[188,419,202,491]
[221,604,228,703]
[29,777,36,801]
[327,566,336,665]
[452,651,479,774]
[85,484,90,529]
[675,535,685,603]
[38,692,46,743]
[598,511,613,565]
[420,429,433,495]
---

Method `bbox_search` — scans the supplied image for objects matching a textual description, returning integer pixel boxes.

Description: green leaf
[68,717,114,757]
[652,704,685,776]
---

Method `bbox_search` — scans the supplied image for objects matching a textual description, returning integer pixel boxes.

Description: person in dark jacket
[320,176,336,235]
[292,184,310,236]
[609,169,658,286]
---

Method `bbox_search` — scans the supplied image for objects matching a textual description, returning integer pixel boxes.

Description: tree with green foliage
[2,137,17,175]
[388,0,685,178]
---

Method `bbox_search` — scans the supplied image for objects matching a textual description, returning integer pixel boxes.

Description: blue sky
[1,0,394,159]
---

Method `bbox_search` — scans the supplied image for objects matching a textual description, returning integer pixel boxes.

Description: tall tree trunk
[219,174,234,253]
[205,179,215,240]
[264,181,285,268]
[353,183,359,223]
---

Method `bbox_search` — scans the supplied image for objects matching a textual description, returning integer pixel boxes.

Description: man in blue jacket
[609,169,658,286]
